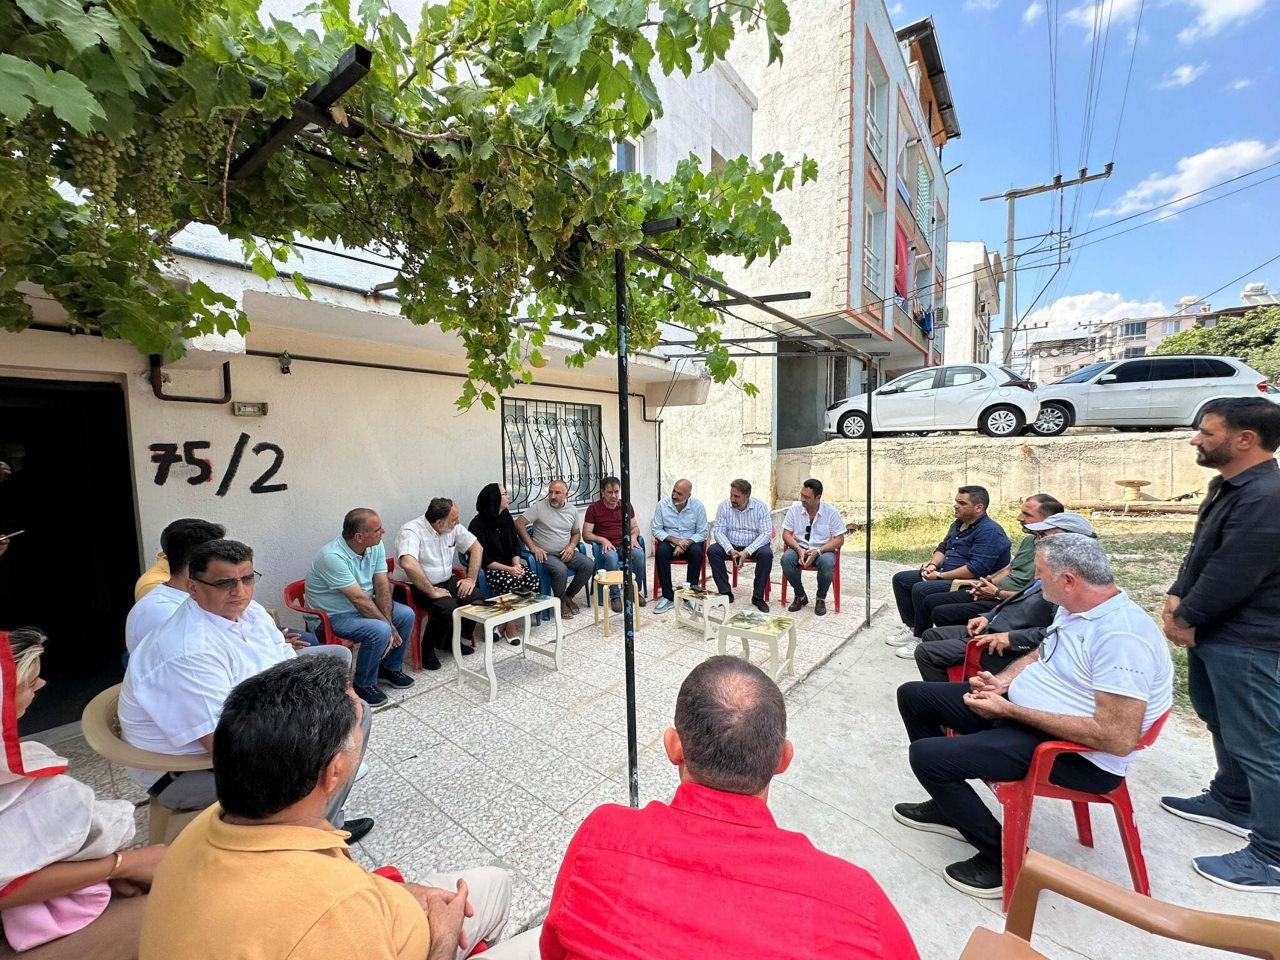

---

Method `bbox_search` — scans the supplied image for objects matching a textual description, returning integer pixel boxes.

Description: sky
[889,0,1280,342]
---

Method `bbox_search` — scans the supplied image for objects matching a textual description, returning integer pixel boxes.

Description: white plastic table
[716,611,798,682]
[452,593,562,701]
[674,586,729,642]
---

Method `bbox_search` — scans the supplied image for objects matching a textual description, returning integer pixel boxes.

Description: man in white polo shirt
[516,479,595,618]
[124,518,224,653]
[120,538,373,842]
[396,497,485,671]
[780,477,845,617]
[891,533,1173,899]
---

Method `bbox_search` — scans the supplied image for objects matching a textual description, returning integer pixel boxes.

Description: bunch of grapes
[68,132,126,250]
[134,119,187,224]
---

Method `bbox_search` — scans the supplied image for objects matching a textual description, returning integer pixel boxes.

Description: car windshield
[1051,362,1111,385]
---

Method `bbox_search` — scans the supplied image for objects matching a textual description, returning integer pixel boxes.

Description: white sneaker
[895,639,921,659]
[886,632,917,647]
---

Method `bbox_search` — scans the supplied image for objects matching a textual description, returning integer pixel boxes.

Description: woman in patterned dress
[469,483,541,643]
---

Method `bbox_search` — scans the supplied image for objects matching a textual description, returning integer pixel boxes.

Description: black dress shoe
[378,668,414,688]
[752,598,769,613]
[342,817,375,844]
[354,684,388,706]
[815,598,827,616]
[788,595,809,612]
[721,591,735,603]
[422,649,442,671]
[459,643,475,656]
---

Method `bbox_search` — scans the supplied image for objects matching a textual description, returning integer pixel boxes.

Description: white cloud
[1100,139,1280,216]
[1227,77,1254,90]
[1158,63,1209,87]
[964,0,1000,8]
[1063,0,1144,34]
[1023,1,1045,21]
[888,1,905,15]
[1027,292,1169,343]
[1179,0,1268,43]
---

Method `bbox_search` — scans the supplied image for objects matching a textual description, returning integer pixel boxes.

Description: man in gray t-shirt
[516,480,596,618]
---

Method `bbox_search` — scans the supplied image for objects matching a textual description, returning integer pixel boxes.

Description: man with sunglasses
[120,539,374,842]
[780,478,845,616]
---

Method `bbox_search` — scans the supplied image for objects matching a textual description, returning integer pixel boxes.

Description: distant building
[942,242,1001,365]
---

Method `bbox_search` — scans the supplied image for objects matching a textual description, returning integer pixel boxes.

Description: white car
[823,363,1040,439]
[1030,355,1272,436]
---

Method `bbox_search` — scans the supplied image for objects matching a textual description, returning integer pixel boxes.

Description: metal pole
[614,248,640,809]
[864,360,873,627]
[1003,196,1016,365]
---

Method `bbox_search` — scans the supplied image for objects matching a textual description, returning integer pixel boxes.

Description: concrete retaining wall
[774,432,1251,514]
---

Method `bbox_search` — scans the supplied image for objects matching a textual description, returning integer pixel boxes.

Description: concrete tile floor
[52,557,1275,956]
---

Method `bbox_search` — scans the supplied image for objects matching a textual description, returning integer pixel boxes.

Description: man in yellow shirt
[140,656,516,960]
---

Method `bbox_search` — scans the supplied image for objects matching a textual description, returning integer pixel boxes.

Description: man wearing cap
[907,512,1097,677]
[912,494,1065,638]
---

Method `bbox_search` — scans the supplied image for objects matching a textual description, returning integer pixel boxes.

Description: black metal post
[864,361,874,627]
[614,248,640,808]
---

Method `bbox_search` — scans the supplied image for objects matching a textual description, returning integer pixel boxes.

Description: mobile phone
[0,530,24,542]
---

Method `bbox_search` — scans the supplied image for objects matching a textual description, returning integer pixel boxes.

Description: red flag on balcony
[894,224,910,299]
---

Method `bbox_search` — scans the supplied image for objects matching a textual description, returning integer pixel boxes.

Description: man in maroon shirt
[536,656,919,960]
[583,476,647,614]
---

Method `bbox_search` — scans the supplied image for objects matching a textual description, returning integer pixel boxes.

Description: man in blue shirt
[304,508,415,707]
[888,486,1011,647]
[651,479,709,614]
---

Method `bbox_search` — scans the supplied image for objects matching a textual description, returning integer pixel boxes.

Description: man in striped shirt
[708,479,774,612]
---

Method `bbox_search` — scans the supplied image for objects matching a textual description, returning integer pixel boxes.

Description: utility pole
[982,163,1113,364]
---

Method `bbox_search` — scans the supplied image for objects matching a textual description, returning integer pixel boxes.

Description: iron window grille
[501,398,611,513]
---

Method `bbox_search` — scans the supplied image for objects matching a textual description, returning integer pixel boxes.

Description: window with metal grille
[501,399,608,513]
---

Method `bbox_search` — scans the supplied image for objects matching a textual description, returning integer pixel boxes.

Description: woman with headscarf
[469,484,541,643]
[0,628,166,959]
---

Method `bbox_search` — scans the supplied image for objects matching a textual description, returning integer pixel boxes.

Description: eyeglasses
[805,523,813,540]
[1040,624,1062,663]
[193,571,262,592]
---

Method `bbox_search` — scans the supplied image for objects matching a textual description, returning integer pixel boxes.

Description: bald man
[651,479,709,614]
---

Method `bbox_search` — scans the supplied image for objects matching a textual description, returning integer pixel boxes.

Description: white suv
[823,363,1040,439]
[1030,355,1271,436]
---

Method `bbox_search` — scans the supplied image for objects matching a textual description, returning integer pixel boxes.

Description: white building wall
[943,241,996,365]
[1,324,658,628]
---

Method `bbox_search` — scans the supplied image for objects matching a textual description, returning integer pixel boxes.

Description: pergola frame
[149,41,880,810]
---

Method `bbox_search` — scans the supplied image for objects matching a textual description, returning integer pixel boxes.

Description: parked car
[823,363,1040,439]
[1268,384,1280,406]
[1029,356,1271,436]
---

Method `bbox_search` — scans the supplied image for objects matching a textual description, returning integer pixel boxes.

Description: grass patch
[868,509,1196,708]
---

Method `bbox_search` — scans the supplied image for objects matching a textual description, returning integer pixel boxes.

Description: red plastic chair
[946,636,986,683]
[283,579,354,649]
[651,545,708,600]
[729,528,775,601]
[778,552,842,613]
[990,709,1171,911]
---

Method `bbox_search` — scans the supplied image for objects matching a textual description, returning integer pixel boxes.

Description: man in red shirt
[582,476,647,614]
[535,656,919,959]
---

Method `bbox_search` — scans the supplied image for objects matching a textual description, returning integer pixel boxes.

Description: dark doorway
[0,378,138,734]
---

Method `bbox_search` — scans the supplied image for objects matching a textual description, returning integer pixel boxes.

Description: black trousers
[707,542,773,601]
[411,576,477,648]
[914,625,1022,682]
[898,681,1123,861]
[891,570,952,636]
[654,539,706,601]
[927,591,998,628]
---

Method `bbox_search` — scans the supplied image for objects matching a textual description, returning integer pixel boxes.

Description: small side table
[716,612,798,682]
[592,570,643,637]
[453,594,561,702]
[674,586,729,642]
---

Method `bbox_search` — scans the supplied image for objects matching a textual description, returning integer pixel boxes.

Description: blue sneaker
[1193,847,1280,893]
[682,599,697,615]
[1160,791,1252,838]
[654,598,674,614]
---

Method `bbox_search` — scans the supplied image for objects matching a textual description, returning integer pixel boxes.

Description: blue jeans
[328,601,413,688]
[600,545,647,599]
[781,548,836,600]
[1188,641,1280,865]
